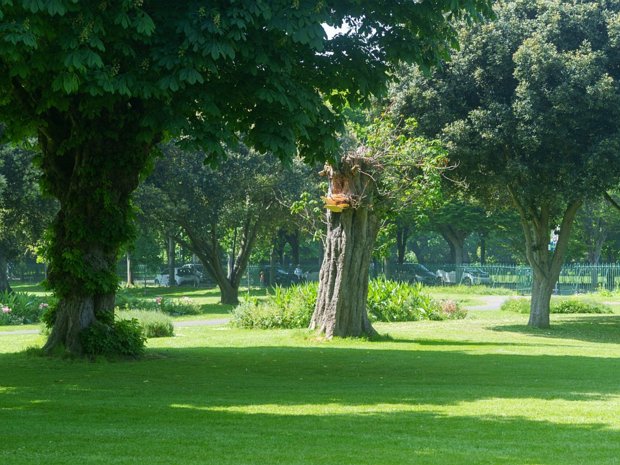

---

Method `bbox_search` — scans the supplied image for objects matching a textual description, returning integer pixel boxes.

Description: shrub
[79,318,146,358]
[232,279,464,329]
[429,299,468,321]
[553,299,612,314]
[501,297,613,314]
[367,278,449,322]
[0,291,54,325]
[117,310,174,338]
[500,298,531,314]
[231,283,318,329]
[114,294,203,315]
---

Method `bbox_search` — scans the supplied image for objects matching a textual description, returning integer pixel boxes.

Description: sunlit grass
[0,310,619,464]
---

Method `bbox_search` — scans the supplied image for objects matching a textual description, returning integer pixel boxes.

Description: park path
[0,318,230,337]
[0,296,512,337]
[465,295,512,311]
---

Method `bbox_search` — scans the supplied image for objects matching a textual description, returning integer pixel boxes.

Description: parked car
[260,266,299,286]
[411,264,442,285]
[154,264,202,286]
[437,267,493,285]
[176,264,202,286]
[461,267,493,285]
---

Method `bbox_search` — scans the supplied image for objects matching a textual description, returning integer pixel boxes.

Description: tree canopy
[391,0,620,327]
[0,0,493,162]
[0,0,493,354]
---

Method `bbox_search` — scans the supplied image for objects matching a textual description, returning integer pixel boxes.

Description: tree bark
[38,109,154,356]
[0,254,11,294]
[167,235,176,286]
[396,224,410,266]
[479,235,487,265]
[311,153,381,338]
[439,225,469,281]
[528,270,555,328]
[509,187,582,329]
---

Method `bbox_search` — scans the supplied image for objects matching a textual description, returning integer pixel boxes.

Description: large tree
[393,0,620,327]
[0,1,492,354]
[137,143,300,305]
[311,118,447,337]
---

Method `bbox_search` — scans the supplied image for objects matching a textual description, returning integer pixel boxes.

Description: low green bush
[553,299,612,314]
[231,283,317,329]
[232,279,466,329]
[79,318,146,358]
[367,278,444,322]
[117,310,175,338]
[115,294,203,315]
[501,297,613,314]
[0,291,54,325]
[500,298,530,314]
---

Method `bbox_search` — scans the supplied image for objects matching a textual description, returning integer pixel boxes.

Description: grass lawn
[1,308,619,465]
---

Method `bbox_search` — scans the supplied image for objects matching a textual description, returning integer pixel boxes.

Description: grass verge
[0,311,619,465]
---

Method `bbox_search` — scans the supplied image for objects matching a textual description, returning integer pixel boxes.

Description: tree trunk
[38,112,154,356]
[311,153,381,338]
[410,239,427,264]
[509,188,582,329]
[0,254,11,294]
[219,280,240,305]
[528,272,554,328]
[126,253,134,287]
[479,235,487,265]
[396,224,409,266]
[179,215,260,306]
[440,225,469,281]
[167,235,176,286]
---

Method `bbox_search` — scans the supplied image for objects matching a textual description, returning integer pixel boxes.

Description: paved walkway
[0,318,231,336]
[465,295,512,311]
[0,297,514,337]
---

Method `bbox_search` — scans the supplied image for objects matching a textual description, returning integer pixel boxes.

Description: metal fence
[12,259,620,296]
[383,263,620,295]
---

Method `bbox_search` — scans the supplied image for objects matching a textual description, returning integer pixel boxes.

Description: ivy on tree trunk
[39,111,155,355]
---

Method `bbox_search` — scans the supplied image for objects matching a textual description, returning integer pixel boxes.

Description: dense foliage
[79,318,146,359]
[0,290,53,325]
[391,0,620,327]
[0,145,56,293]
[232,280,465,330]
[116,309,174,338]
[0,0,493,354]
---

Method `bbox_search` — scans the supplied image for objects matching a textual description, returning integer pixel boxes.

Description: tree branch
[604,191,620,213]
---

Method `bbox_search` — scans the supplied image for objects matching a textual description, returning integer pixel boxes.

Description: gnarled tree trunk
[311,153,381,338]
[39,110,154,356]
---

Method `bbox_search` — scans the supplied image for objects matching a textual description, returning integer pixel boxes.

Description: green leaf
[62,72,79,93]
[134,12,155,36]
[46,0,66,16]
[179,68,203,85]
[115,12,131,29]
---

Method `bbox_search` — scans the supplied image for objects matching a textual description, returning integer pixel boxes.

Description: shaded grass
[0,313,619,465]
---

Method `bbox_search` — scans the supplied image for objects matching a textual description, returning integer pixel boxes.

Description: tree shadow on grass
[491,315,620,344]
[0,344,619,464]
